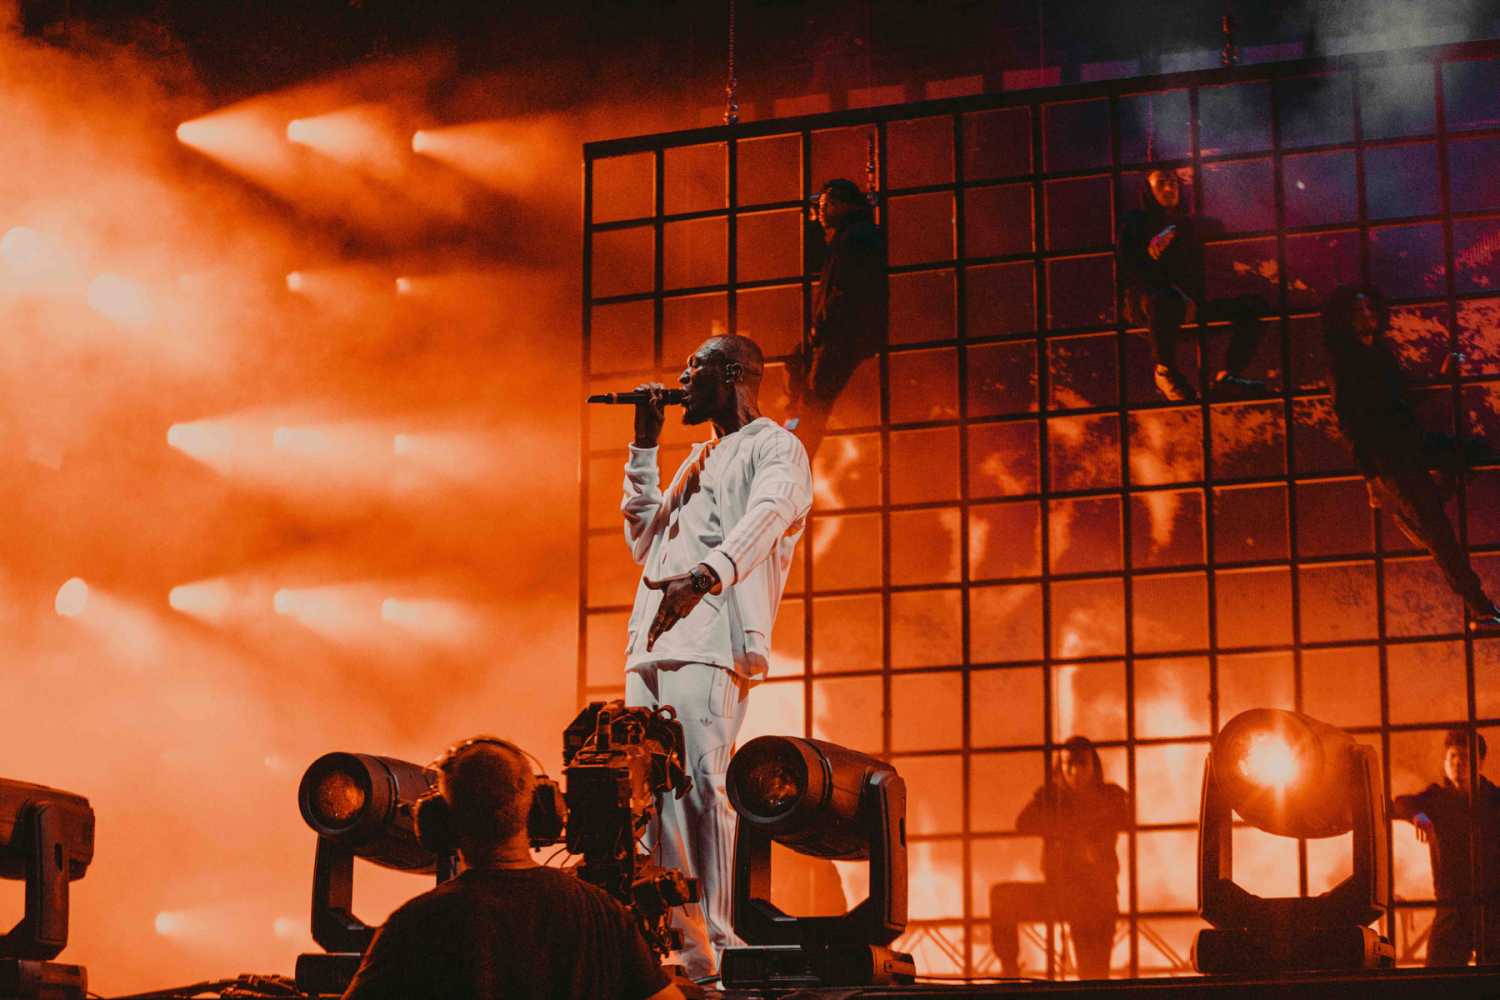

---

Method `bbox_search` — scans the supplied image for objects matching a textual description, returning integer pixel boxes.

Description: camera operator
[341,738,684,1000]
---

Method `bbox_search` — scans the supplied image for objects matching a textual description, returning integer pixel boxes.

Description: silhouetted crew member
[1323,284,1500,628]
[1118,166,1267,401]
[1392,730,1500,966]
[786,178,889,458]
[342,738,682,1000]
[991,736,1130,980]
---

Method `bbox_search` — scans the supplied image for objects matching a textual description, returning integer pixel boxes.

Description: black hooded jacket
[1117,175,1206,302]
[811,211,888,352]
[1328,339,1425,477]
[1322,289,1425,477]
[1016,742,1130,902]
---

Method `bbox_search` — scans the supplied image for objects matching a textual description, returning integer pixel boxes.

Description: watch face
[692,569,711,594]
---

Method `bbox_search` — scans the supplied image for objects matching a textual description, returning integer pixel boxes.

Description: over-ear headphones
[414,735,566,855]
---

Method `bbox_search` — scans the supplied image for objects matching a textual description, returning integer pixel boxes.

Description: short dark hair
[704,333,764,382]
[439,741,536,843]
[819,177,866,207]
[1445,728,1488,761]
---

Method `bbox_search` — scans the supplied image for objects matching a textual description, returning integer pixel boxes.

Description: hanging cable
[723,0,739,124]
[1038,0,1045,82]
[1221,3,1239,67]
[1146,93,1156,162]
[863,0,878,205]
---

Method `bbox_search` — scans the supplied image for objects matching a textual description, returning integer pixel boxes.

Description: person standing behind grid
[990,737,1129,980]
[1393,730,1500,966]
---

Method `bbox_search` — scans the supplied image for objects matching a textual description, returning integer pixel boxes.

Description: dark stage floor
[714,967,1500,999]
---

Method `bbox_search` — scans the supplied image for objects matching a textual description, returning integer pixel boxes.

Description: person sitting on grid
[1117,165,1268,402]
[784,177,888,459]
[990,736,1130,981]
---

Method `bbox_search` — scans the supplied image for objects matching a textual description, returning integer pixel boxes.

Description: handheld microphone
[587,389,687,405]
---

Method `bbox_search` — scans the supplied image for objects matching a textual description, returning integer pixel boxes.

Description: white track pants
[626,660,751,980]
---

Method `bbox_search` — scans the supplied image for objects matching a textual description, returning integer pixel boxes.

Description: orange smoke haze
[0,17,679,994]
[12,4,1489,988]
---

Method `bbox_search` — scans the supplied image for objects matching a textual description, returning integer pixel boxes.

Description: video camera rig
[546,700,699,959]
[292,700,700,995]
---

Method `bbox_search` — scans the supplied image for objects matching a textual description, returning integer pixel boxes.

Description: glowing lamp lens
[1237,732,1300,790]
[313,769,367,826]
[55,577,90,618]
[738,743,806,816]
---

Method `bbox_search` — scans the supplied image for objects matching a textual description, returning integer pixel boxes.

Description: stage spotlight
[0,226,75,294]
[86,273,151,328]
[296,752,449,960]
[285,271,304,293]
[0,226,43,269]
[722,736,914,988]
[406,118,559,193]
[152,911,184,937]
[394,276,412,295]
[166,420,236,467]
[168,580,232,623]
[286,118,312,144]
[1194,708,1393,973]
[0,777,93,1000]
[54,578,88,618]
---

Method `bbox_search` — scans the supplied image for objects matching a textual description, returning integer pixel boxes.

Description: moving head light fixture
[0,778,94,1000]
[1195,708,1394,973]
[293,752,447,994]
[722,736,914,988]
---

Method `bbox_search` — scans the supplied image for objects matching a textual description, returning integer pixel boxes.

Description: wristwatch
[689,565,717,595]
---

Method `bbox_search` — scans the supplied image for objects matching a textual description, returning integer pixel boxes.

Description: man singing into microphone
[618,334,813,980]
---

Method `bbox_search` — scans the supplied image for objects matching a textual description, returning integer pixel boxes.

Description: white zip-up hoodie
[621,416,812,680]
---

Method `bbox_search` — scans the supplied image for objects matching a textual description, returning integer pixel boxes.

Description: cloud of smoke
[14,4,1498,987]
[0,18,667,994]
[1300,0,1485,54]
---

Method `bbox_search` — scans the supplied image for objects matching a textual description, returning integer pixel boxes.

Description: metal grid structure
[579,39,1500,978]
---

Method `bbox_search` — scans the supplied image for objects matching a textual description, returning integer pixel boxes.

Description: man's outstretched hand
[644,565,719,650]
